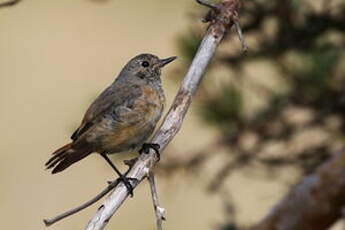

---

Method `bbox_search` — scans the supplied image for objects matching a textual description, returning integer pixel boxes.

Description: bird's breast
[138,84,165,124]
[99,84,165,153]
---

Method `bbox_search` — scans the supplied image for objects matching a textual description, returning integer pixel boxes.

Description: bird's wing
[71,83,142,141]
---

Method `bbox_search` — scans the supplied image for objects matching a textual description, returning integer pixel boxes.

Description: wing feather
[71,83,142,141]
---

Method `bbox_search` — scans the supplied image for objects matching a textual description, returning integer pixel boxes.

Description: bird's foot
[139,143,161,161]
[117,176,138,197]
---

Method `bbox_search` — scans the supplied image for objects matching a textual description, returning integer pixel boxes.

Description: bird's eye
[141,61,150,67]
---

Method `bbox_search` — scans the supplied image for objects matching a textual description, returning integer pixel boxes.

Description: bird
[45,53,176,195]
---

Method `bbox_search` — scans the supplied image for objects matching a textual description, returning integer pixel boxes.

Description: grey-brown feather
[71,84,143,141]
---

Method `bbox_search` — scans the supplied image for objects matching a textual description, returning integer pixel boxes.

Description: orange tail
[45,143,92,174]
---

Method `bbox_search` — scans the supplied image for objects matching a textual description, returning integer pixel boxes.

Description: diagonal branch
[85,0,243,229]
[251,149,345,230]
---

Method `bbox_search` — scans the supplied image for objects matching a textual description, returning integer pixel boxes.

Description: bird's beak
[158,56,177,67]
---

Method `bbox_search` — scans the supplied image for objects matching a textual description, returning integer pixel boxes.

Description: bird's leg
[139,143,161,161]
[99,152,137,197]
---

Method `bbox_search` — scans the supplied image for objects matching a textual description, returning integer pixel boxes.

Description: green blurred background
[1,0,345,229]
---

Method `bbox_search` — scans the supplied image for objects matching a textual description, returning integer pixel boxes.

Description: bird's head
[121,53,177,82]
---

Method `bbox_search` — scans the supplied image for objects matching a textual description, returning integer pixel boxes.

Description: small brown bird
[45,53,176,194]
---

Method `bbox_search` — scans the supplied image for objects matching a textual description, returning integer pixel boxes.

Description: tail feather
[45,143,92,174]
[45,143,71,168]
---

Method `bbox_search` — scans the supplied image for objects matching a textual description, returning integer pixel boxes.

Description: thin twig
[148,172,166,230]
[0,0,21,8]
[234,19,248,53]
[85,1,242,229]
[196,0,219,11]
[43,180,119,226]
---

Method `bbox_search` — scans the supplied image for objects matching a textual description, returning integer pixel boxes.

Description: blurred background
[0,0,345,229]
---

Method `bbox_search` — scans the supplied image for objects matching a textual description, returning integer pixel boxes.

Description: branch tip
[197,0,247,53]
[43,219,51,227]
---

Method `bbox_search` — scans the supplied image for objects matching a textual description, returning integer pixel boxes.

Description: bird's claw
[117,176,138,197]
[139,143,161,161]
